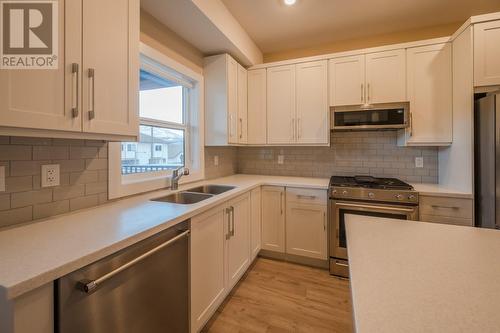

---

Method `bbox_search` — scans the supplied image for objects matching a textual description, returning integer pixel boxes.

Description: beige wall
[140,10,204,74]
[263,22,462,63]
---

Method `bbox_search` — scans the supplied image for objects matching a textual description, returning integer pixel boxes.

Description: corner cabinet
[474,20,500,87]
[205,54,248,146]
[267,61,329,145]
[398,43,452,146]
[0,0,139,140]
[191,193,251,332]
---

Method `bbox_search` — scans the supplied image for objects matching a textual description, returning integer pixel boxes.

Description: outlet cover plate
[0,166,5,192]
[214,155,219,166]
[41,164,60,187]
[415,157,424,168]
[277,155,285,165]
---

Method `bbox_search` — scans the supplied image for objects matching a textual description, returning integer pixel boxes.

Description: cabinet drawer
[420,196,472,219]
[286,187,327,205]
[420,214,473,227]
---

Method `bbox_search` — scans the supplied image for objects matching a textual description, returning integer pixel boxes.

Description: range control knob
[408,194,416,201]
[332,189,337,195]
[368,192,375,199]
[395,194,404,200]
[342,190,348,196]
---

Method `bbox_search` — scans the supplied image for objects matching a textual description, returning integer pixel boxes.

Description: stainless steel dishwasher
[56,220,190,333]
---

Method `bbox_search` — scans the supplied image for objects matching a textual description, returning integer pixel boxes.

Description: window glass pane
[139,69,184,124]
[121,125,185,175]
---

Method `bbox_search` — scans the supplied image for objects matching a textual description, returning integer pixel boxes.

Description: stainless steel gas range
[329,176,419,277]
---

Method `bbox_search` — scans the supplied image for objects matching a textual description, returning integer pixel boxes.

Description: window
[109,43,204,199]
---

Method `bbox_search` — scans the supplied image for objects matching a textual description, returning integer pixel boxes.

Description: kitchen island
[346,215,500,333]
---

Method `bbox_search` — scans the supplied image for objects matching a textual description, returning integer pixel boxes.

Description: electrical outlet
[214,155,219,167]
[415,157,424,168]
[41,164,60,187]
[0,166,5,192]
[277,155,285,165]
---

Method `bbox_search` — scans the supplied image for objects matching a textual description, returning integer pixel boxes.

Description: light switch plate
[277,155,285,165]
[0,166,5,192]
[415,157,424,168]
[41,164,60,187]
[214,155,219,166]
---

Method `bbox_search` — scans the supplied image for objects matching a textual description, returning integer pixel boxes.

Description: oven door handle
[336,202,416,213]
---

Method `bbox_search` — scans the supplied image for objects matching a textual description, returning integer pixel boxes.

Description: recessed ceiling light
[283,0,297,6]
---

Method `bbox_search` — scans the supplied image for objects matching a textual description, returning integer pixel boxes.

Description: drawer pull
[431,205,459,210]
[297,195,317,200]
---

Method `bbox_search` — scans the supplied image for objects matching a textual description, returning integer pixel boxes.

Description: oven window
[338,210,407,248]
[334,109,405,127]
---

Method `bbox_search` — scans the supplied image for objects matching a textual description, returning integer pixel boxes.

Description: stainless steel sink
[152,192,214,204]
[185,184,236,195]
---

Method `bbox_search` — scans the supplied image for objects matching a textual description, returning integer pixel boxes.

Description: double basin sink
[152,184,236,205]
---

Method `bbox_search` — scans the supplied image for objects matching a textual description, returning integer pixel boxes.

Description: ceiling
[221,0,500,54]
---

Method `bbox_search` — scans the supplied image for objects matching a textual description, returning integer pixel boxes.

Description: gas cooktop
[330,176,414,190]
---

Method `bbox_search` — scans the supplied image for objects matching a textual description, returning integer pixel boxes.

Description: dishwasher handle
[77,230,190,293]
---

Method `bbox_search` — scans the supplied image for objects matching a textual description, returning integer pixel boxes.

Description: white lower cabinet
[250,187,262,260]
[191,193,251,332]
[285,188,327,260]
[261,186,286,253]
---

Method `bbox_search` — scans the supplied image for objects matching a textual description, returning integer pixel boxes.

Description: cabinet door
[328,55,365,106]
[296,60,329,144]
[191,206,226,333]
[82,0,139,136]
[474,20,500,87]
[405,43,452,145]
[226,194,250,289]
[0,0,82,132]
[261,186,285,253]
[237,64,248,144]
[267,65,296,144]
[365,49,406,104]
[227,56,239,144]
[286,203,327,259]
[250,187,262,260]
[247,69,267,144]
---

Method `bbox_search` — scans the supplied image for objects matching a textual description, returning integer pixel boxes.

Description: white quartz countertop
[346,215,500,333]
[410,183,473,199]
[0,174,328,300]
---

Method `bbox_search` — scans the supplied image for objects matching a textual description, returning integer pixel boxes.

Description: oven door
[330,200,419,260]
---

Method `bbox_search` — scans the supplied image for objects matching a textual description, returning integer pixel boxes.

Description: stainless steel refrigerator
[475,92,500,229]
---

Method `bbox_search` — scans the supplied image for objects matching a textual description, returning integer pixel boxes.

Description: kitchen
[1,0,500,332]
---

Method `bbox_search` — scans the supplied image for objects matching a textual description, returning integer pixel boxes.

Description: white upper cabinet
[296,60,329,144]
[329,55,365,106]
[0,0,139,140]
[237,64,248,144]
[365,49,406,104]
[474,20,500,87]
[399,43,452,146]
[0,0,81,132]
[247,69,267,144]
[82,0,139,136]
[205,54,247,146]
[267,65,296,144]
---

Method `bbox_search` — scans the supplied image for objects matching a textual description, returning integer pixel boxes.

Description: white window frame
[108,43,204,199]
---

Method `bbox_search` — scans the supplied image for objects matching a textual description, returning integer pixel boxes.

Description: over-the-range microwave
[331,102,409,131]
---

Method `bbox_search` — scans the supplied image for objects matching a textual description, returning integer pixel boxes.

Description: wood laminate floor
[203,258,353,333]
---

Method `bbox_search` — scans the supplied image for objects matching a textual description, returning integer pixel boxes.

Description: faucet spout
[171,166,189,190]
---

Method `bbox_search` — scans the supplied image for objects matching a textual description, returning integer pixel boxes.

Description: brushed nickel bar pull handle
[367,83,370,102]
[71,63,79,118]
[226,208,232,239]
[335,260,349,267]
[361,83,364,103]
[239,118,243,139]
[280,192,284,215]
[298,118,301,139]
[78,230,190,293]
[88,68,95,120]
[323,212,326,231]
[297,194,316,200]
[291,118,295,140]
[230,206,235,236]
[409,112,413,137]
[431,205,459,210]
[337,202,416,213]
